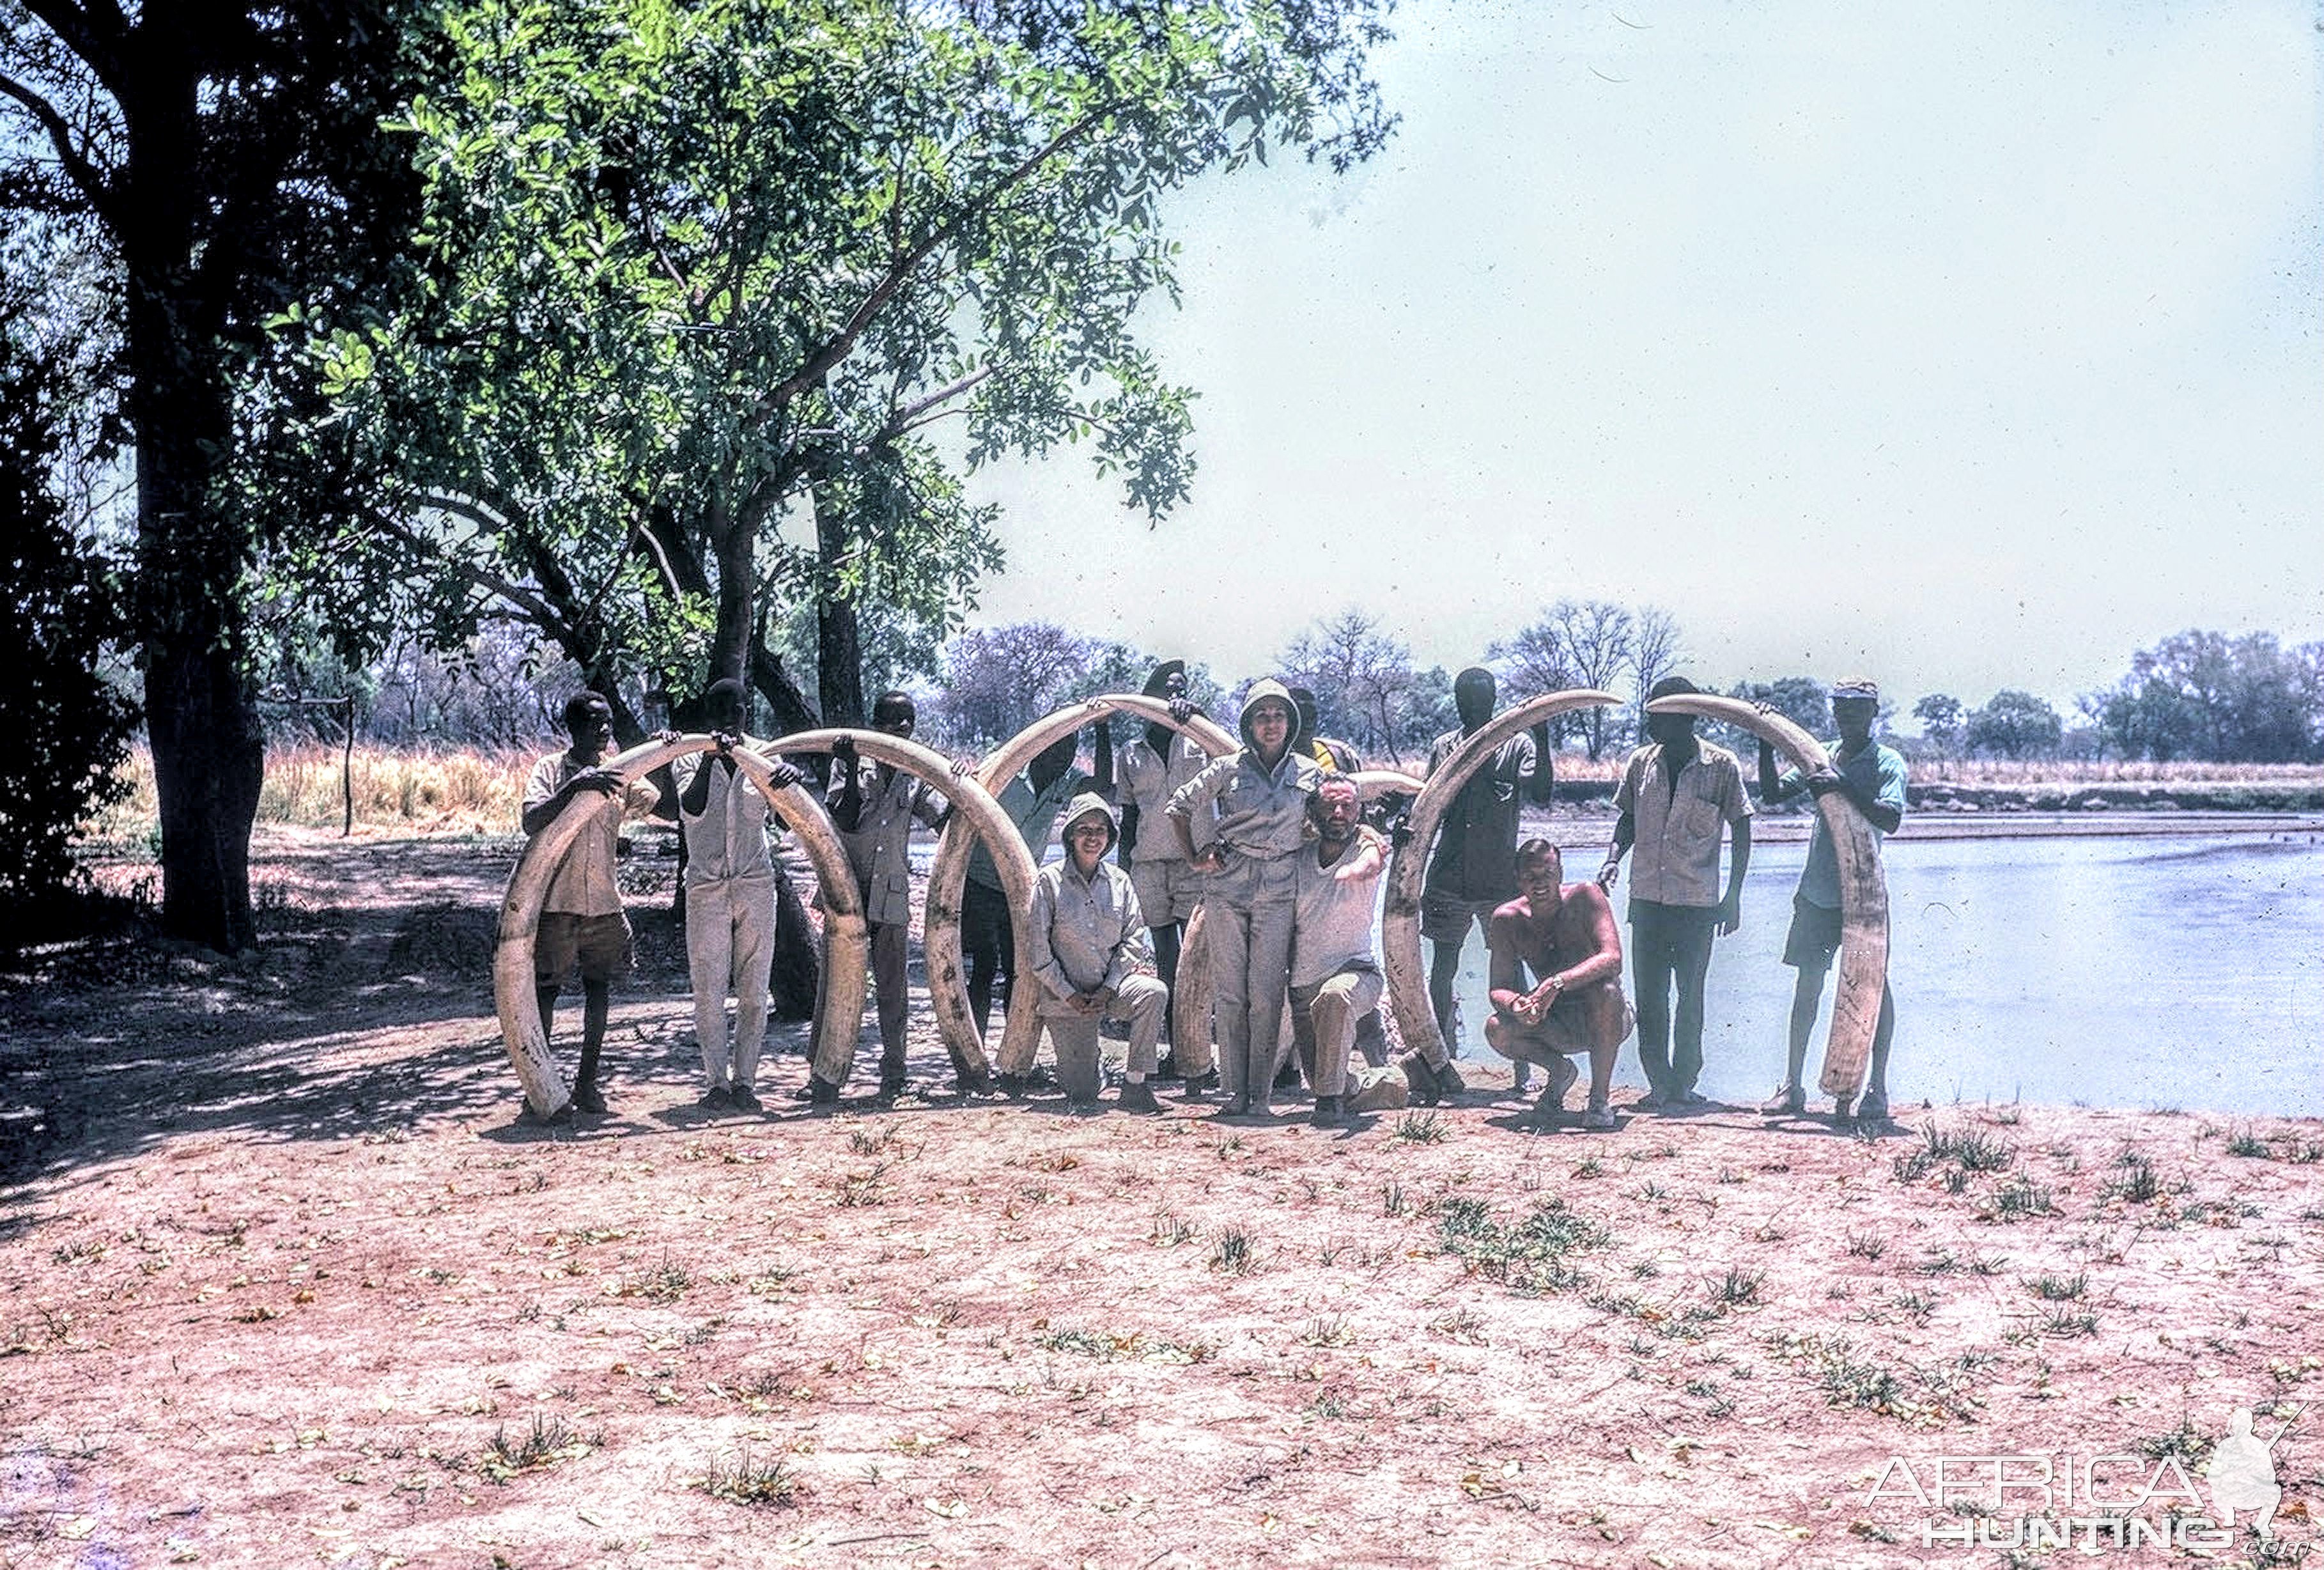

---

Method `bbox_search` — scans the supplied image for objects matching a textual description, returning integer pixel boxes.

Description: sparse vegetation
[1437,1197,1610,1295]
[1394,1110,1449,1144]
[696,1447,801,1507]
[1209,1227,1259,1275]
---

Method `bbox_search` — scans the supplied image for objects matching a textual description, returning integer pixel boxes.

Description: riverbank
[3,832,2319,1567]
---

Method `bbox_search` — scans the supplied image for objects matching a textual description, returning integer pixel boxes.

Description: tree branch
[0,66,114,221]
[757,106,1111,415]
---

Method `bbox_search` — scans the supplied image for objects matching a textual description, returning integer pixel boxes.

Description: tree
[2083,629,2324,763]
[1492,599,1634,759]
[1911,693,1964,757]
[1278,609,1446,765]
[1964,689,2062,760]
[314,0,1397,750]
[0,280,136,923]
[1,1,428,949]
[1626,607,1684,724]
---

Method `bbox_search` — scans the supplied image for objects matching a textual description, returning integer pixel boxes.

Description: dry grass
[1914,759,2324,785]
[91,744,540,841]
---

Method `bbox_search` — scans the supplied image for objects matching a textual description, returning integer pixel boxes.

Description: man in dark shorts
[1755,678,1905,1125]
[1484,840,1632,1129]
[1418,667,1554,1087]
[523,692,662,1115]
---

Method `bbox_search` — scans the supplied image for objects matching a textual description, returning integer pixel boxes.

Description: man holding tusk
[1113,660,1213,1089]
[667,678,806,1114]
[812,690,959,1105]
[1484,839,1632,1130]
[1025,794,1169,1114]
[1166,680,1320,1117]
[1415,667,1555,1095]
[1599,676,1752,1110]
[1755,677,1905,1126]
[1287,774,1390,1128]
[522,692,662,1117]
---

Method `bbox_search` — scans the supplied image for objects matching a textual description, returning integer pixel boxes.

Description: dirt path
[3,832,2319,1568]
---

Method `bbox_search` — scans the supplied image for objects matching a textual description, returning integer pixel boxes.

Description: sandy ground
[3,828,2321,1569]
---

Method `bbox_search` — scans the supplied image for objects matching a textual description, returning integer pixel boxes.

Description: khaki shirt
[1290,827,1385,989]
[1422,727,1536,904]
[671,747,779,885]
[1166,747,1319,861]
[1612,741,1752,908]
[523,753,662,917]
[1117,731,1211,862]
[831,761,945,928]
[1026,856,1152,1011]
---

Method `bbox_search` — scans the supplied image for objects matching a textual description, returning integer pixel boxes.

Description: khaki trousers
[1038,974,1168,1103]
[1209,859,1298,1101]
[1288,968,1385,1098]
[687,873,776,1091]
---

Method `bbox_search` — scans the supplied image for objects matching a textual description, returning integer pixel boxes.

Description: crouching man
[1289,775,1389,1128]
[1484,839,1633,1130]
[1026,795,1170,1114]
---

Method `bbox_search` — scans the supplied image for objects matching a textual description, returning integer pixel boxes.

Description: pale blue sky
[965,0,2323,714]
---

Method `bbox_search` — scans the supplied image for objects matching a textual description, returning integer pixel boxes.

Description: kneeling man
[1026,795,1170,1113]
[1289,775,1389,1128]
[1484,839,1633,1130]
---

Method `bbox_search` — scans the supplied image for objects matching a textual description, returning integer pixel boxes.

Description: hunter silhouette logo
[2210,1407,2291,1539]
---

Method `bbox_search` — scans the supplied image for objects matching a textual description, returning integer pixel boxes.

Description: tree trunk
[123,47,265,953]
[810,479,866,727]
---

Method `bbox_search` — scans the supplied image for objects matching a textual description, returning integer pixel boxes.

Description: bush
[0,318,138,931]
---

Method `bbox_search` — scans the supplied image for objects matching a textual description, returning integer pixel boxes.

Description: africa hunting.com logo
[1861,1405,2301,1552]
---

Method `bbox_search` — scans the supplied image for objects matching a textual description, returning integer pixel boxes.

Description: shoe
[1582,1101,1616,1131]
[954,1069,995,1098]
[729,1085,761,1113]
[1401,1055,1440,1108]
[1067,1099,1101,1115]
[698,1084,729,1110]
[1544,1055,1579,1112]
[1220,1093,1251,1117]
[1152,1055,1185,1082]
[1117,1082,1161,1115]
[1249,1098,1273,1120]
[1762,1084,1806,1118]
[1677,1088,1708,1107]
[995,1071,1028,1100]
[807,1075,842,1107]
[1310,1094,1345,1129]
[1432,1062,1468,1101]
[1636,1090,1669,1112]
[1855,1091,1890,1126]
[877,1076,906,1105]
[1179,1070,1218,1102]
[573,1082,609,1115]
[1513,1061,1533,1094]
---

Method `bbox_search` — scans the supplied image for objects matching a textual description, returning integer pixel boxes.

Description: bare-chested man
[1484,840,1633,1130]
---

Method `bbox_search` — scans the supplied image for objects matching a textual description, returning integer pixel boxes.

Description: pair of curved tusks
[1382,690,1887,1101]
[1643,694,1889,1100]
[752,729,1039,1089]
[922,695,1238,1076]
[493,738,867,1120]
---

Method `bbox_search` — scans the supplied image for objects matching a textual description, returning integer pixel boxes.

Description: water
[1439,833,2324,1117]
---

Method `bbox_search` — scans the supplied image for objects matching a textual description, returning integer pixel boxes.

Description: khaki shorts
[536,912,633,986]
[1783,895,1845,969]
[1490,995,1636,1063]
[1420,890,1502,946]
[1129,857,1204,925]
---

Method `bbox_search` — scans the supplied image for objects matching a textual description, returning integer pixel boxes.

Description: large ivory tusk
[495,738,866,1121]
[1645,694,1889,1101]
[1349,768,1424,800]
[755,727,1037,1089]
[1383,690,1620,1068]
[917,695,1237,1078]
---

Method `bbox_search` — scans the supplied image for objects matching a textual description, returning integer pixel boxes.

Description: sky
[961,0,2324,717]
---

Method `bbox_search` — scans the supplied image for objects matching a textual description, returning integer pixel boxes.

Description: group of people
[521,662,1905,1131]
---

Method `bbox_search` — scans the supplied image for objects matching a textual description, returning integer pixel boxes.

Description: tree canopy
[312,0,1398,737]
